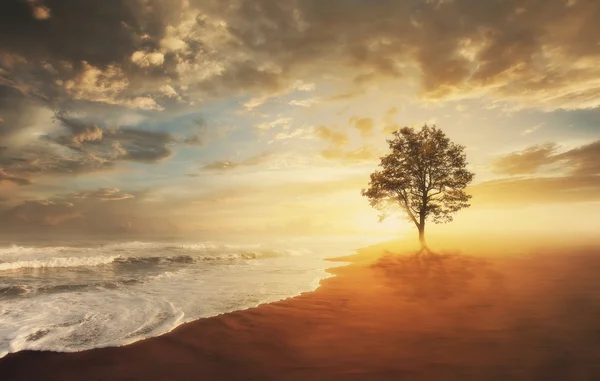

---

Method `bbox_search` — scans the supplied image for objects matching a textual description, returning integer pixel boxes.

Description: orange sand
[1,241,599,380]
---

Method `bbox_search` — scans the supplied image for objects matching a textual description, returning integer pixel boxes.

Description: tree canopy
[362,125,474,250]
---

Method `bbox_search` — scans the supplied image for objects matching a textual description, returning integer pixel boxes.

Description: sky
[0,0,599,241]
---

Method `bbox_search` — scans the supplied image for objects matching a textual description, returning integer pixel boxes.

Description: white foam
[0,239,353,358]
[0,245,80,256]
[0,255,121,271]
[103,241,161,251]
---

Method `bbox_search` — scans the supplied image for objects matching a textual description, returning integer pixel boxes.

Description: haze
[1,0,599,246]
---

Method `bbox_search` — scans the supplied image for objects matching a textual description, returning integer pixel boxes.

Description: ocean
[0,236,371,358]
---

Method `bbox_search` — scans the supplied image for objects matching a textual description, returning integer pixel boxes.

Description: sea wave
[0,255,120,271]
[0,271,186,300]
[0,238,350,359]
[0,250,286,272]
[0,245,83,256]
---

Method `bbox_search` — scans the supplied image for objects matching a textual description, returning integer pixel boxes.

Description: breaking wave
[0,256,120,271]
[0,271,186,300]
[0,239,353,359]
[0,242,290,272]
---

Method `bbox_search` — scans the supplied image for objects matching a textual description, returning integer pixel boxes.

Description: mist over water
[0,236,373,358]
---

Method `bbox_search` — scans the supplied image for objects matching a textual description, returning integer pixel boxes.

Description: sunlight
[1,1,599,378]
[354,212,410,237]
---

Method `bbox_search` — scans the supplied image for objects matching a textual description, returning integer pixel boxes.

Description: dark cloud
[0,144,114,177]
[108,127,174,162]
[0,85,40,138]
[53,116,175,163]
[0,168,32,186]
[1,0,599,236]
[3,0,599,115]
[218,0,600,108]
[0,0,170,67]
[0,114,175,187]
[56,118,104,146]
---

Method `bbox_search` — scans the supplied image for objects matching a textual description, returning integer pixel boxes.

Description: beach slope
[1,241,600,381]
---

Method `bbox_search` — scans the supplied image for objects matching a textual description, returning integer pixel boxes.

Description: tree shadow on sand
[371,251,506,302]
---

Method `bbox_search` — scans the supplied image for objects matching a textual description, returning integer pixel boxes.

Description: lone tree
[362,125,474,252]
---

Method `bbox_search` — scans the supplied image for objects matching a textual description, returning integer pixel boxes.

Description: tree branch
[396,190,420,228]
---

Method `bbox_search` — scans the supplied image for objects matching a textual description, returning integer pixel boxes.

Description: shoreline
[0,247,353,361]
[1,241,600,380]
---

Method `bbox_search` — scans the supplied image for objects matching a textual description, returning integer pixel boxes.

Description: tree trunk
[418,225,426,249]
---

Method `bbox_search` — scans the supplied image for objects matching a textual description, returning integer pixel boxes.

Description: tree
[362,125,474,252]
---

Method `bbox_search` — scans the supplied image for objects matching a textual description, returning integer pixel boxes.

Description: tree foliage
[362,125,474,247]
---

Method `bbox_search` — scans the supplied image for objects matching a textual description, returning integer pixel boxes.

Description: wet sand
[1,241,600,380]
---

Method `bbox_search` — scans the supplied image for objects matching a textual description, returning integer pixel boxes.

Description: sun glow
[354,213,410,237]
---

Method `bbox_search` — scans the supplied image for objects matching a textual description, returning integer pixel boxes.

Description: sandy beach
[1,240,600,381]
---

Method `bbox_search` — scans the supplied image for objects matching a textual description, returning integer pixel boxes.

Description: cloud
[72,188,134,201]
[244,81,316,110]
[292,81,316,92]
[202,152,273,171]
[2,0,600,114]
[480,140,600,204]
[0,168,32,186]
[491,143,559,175]
[2,0,600,235]
[314,125,348,148]
[289,97,320,107]
[0,0,155,66]
[311,123,380,163]
[556,140,600,175]
[0,113,175,189]
[271,126,316,142]
[381,107,401,134]
[491,140,600,176]
[28,0,51,20]
[192,173,368,206]
[385,107,398,117]
[226,0,600,109]
[326,89,367,102]
[183,134,203,146]
[321,146,379,164]
[62,62,163,110]
[5,200,82,227]
[349,116,375,138]
[54,117,175,163]
[471,175,600,205]
[0,188,185,234]
[63,122,104,146]
[159,85,180,99]
[382,123,400,135]
[131,51,165,68]
[256,117,292,134]
[522,123,544,135]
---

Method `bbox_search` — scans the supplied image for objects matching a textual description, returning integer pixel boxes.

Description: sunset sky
[1,0,599,240]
